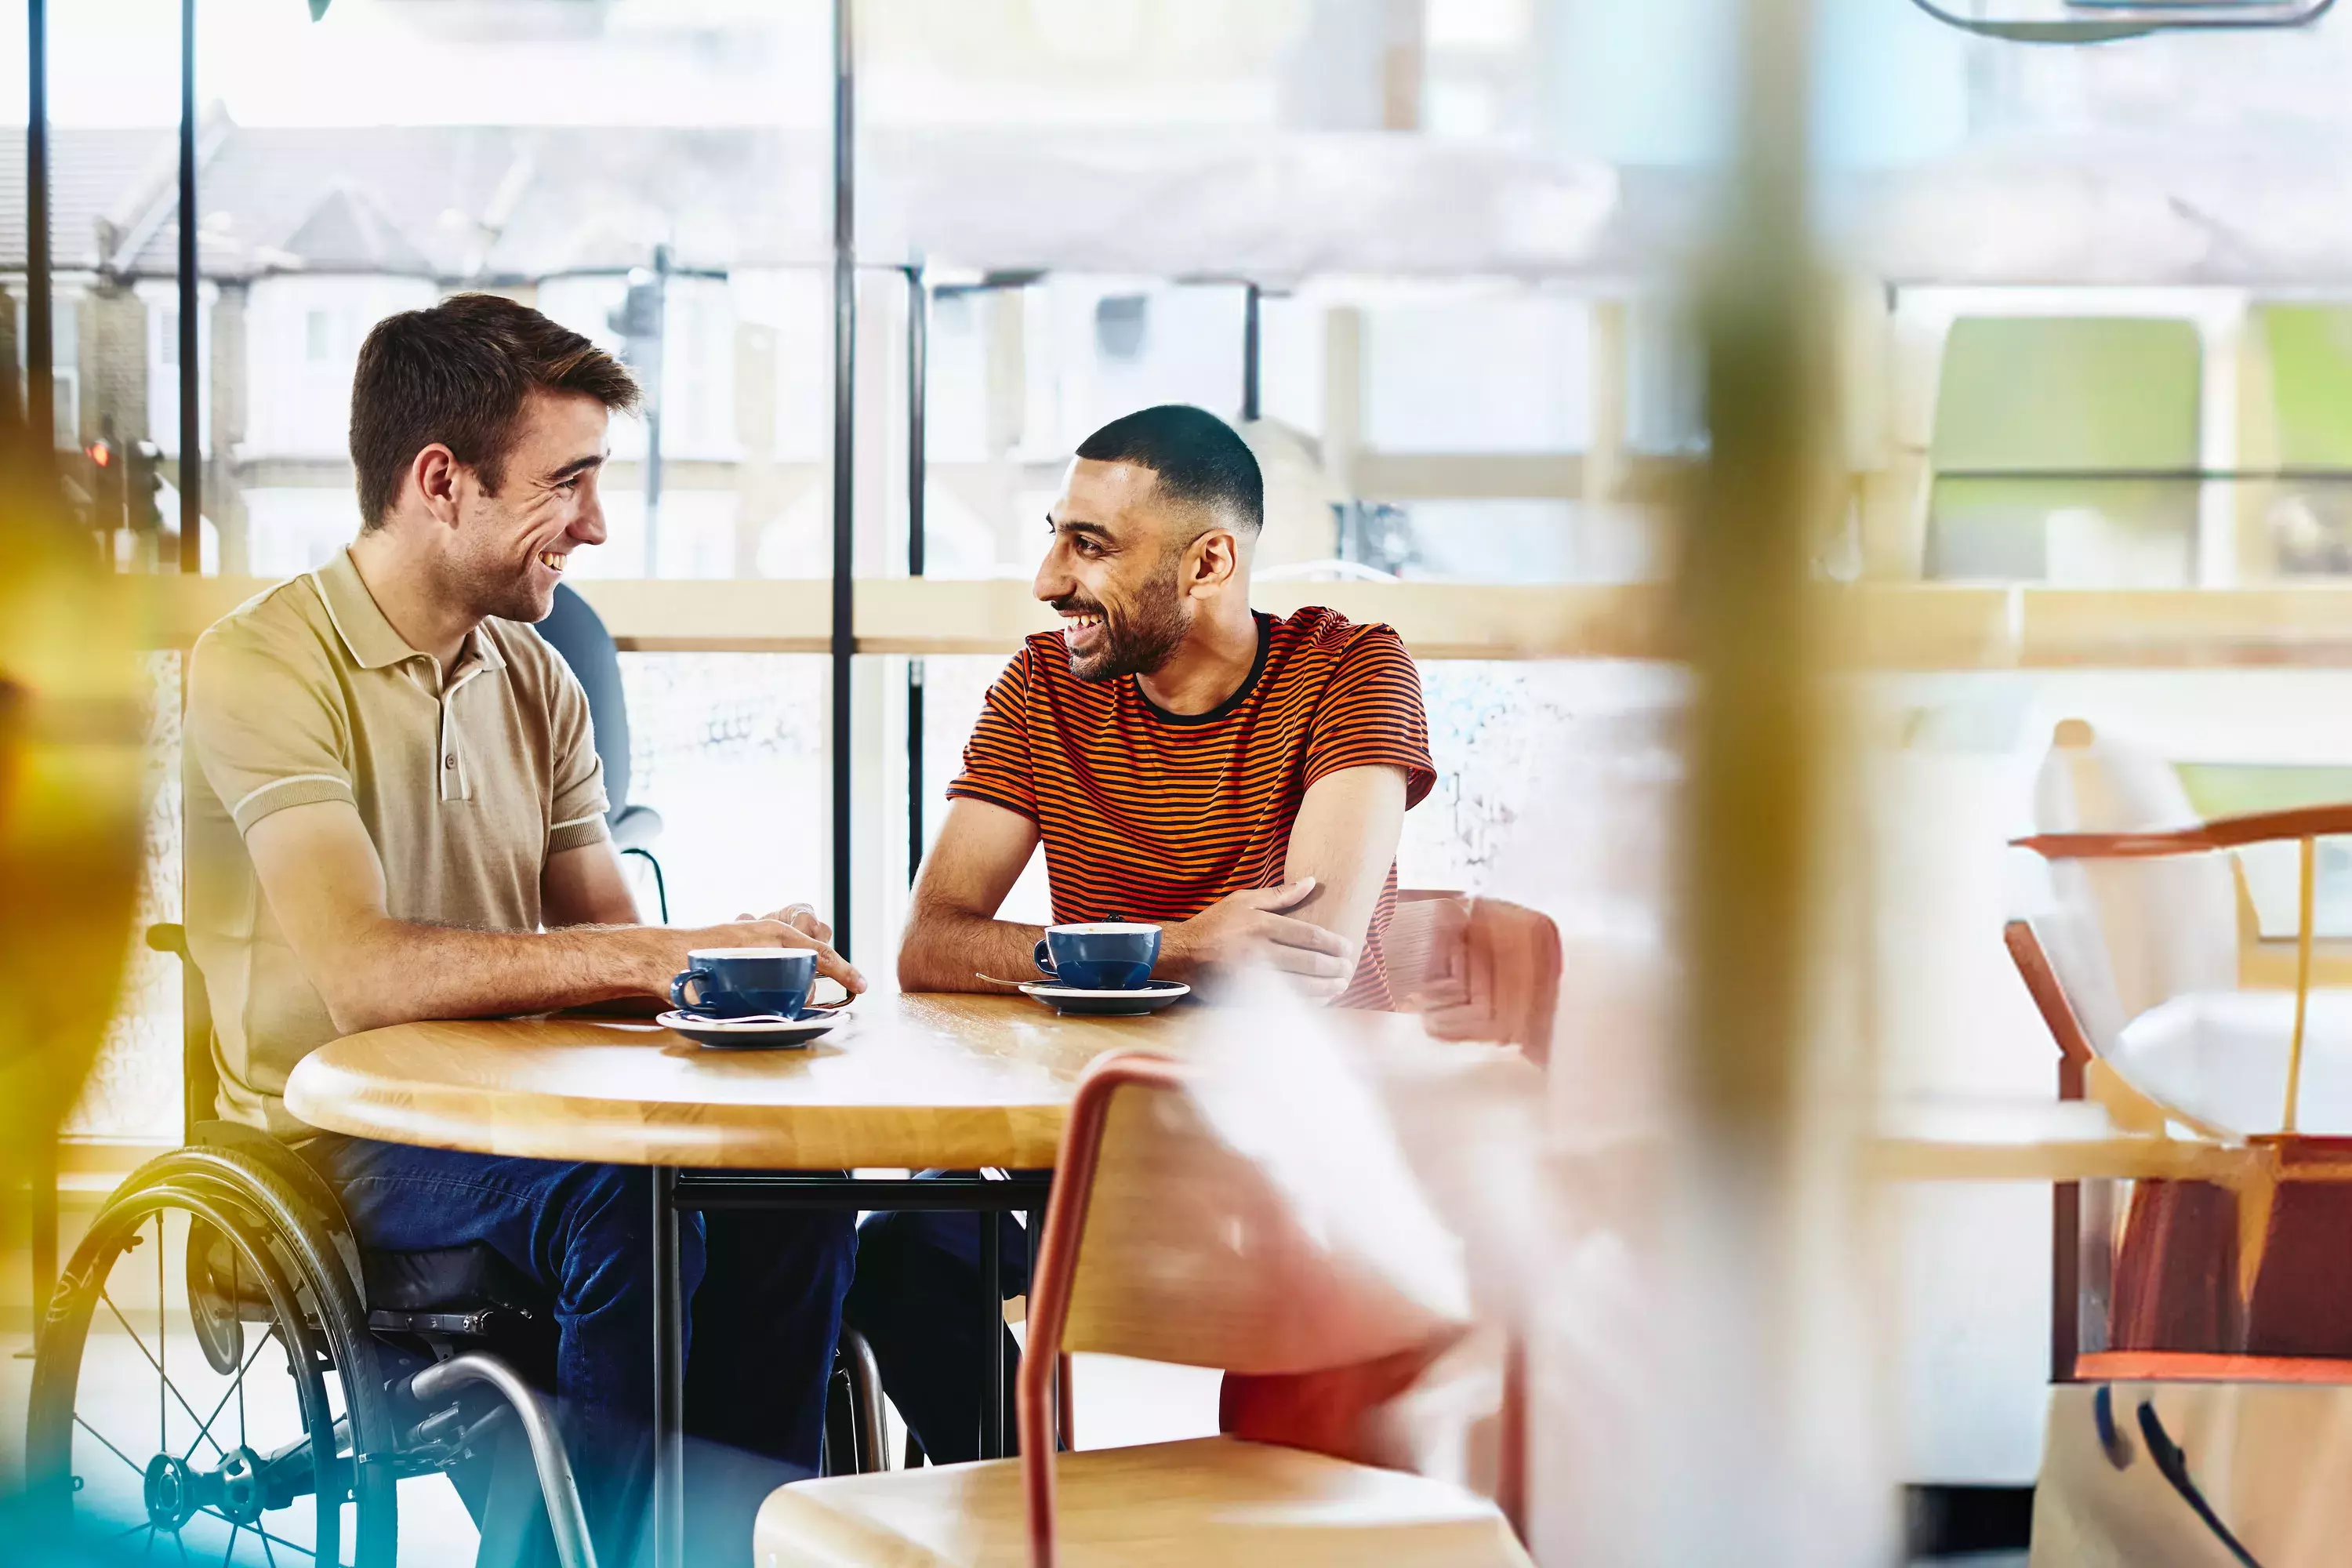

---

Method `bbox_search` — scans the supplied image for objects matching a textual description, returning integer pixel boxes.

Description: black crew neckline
[1135,612,1273,726]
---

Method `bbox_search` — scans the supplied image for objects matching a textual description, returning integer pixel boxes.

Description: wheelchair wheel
[26,1145,400,1567]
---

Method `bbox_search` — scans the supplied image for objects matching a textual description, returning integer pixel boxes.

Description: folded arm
[1156,763,1408,1001]
[897,797,1047,993]
[1279,763,1409,975]
[897,768,1407,1002]
[246,800,858,1036]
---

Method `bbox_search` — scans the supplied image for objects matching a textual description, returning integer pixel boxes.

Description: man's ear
[410,444,463,530]
[1187,528,1240,597]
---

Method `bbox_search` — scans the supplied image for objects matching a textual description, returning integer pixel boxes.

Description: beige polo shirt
[184,546,610,1137]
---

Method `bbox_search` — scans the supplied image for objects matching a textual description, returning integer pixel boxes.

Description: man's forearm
[325,917,683,1034]
[896,908,1048,993]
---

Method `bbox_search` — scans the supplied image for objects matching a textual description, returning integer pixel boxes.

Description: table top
[283,990,1438,1170]
[1867,1097,2256,1185]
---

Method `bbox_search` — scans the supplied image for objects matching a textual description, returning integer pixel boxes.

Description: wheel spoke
[99,1286,165,1379]
[100,1288,228,1459]
[220,1522,241,1568]
[255,1522,279,1568]
[181,1328,281,1466]
[173,1519,194,1566]
[234,1251,249,1450]
[198,1508,312,1562]
[74,1412,150,1478]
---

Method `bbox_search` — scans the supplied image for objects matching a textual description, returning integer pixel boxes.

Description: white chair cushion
[2033,732,2239,1051]
[2111,989,2352,1137]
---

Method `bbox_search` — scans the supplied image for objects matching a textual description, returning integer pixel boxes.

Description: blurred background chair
[2012,719,2352,1371]
[1387,888,1560,1532]
[537,583,668,922]
[755,1049,1532,1567]
[1392,891,1562,1070]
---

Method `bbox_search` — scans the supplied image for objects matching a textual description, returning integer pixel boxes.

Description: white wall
[237,274,437,461]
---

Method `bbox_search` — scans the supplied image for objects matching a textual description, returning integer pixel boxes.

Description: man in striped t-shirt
[850,404,1435,1461]
[898,403,1436,1007]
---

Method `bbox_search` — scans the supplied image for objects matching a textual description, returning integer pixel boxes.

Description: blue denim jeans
[299,1136,855,1568]
[841,1177,1035,1465]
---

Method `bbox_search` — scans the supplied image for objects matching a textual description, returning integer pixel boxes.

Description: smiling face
[445,387,611,625]
[1034,457,1201,682]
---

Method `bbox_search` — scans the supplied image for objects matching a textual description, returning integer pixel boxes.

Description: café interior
[13,1,2352,1564]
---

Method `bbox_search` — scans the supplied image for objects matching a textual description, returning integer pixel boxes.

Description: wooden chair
[2014,724,2352,1374]
[754,1051,1534,1568]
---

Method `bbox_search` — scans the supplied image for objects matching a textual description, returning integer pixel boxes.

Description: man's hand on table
[1156,877,1357,1003]
[741,902,833,945]
[657,913,866,998]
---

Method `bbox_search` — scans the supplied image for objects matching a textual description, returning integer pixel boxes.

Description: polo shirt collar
[313,546,507,675]
[463,625,508,673]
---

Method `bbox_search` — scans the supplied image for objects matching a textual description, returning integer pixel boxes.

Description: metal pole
[906,268,925,581]
[406,1356,601,1568]
[978,1210,1002,1459]
[1027,1204,1047,1446]
[25,0,51,458]
[829,0,855,955]
[22,0,54,1337]
[177,0,200,573]
[651,1167,683,1568]
[1240,281,1261,423]
[906,265,927,884]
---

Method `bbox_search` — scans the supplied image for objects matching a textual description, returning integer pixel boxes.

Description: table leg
[666,1171,1050,1468]
[652,1165,684,1568]
[1027,1206,1045,1446]
[979,1206,1003,1459]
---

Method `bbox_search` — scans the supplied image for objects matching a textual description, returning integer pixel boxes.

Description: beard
[448,536,560,628]
[471,562,557,625]
[1059,556,1189,683]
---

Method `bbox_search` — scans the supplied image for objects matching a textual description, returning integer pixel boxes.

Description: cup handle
[1033,938,1058,979]
[670,968,711,1011]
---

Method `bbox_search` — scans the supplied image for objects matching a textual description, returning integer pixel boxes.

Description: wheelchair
[23,925,884,1568]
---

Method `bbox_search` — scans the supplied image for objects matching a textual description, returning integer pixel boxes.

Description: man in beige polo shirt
[184,293,854,1567]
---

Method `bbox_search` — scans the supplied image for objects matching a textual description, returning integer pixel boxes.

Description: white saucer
[657,1008,841,1049]
[1017,980,1189,1017]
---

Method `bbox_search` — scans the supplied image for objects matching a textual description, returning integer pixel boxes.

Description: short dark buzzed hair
[1075,405,1263,534]
[350,292,640,531]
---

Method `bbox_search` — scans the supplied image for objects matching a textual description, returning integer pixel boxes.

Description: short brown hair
[350,292,639,531]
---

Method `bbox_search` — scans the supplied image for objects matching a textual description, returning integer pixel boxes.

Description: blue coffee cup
[1033,923,1161,990]
[670,947,824,1019]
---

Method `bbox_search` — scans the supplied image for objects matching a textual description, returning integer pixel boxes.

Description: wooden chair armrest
[2015,802,2352,861]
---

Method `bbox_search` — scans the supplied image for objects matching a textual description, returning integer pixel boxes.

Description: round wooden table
[284,989,1432,1171]
[283,988,1442,1548]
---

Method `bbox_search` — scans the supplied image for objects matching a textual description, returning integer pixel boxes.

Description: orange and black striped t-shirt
[947,607,1435,1010]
